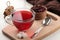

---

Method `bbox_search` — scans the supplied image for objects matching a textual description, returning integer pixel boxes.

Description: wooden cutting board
[2,11,60,40]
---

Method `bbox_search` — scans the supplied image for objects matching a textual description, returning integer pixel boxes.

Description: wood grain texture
[2,11,60,40]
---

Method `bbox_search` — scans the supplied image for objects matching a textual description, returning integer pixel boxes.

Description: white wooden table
[0,0,60,40]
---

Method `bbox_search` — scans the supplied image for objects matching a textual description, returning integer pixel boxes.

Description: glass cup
[5,8,35,39]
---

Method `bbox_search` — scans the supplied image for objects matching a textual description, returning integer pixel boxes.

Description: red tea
[12,10,34,31]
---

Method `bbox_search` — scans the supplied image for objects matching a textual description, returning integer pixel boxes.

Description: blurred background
[26,0,60,16]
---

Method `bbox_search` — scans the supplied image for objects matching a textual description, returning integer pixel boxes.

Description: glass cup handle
[5,15,13,25]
